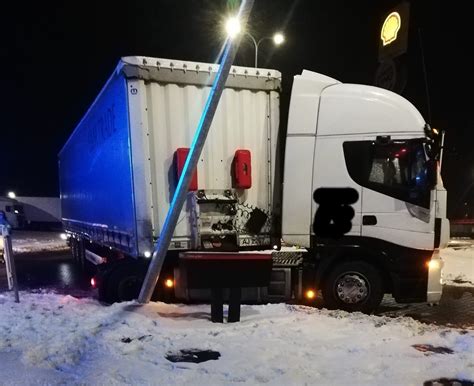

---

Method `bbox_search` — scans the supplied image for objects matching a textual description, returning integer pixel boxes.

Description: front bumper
[426,249,444,304]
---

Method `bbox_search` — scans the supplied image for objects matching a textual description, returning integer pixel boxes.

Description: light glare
[305,290,316,300]
[225,16,241,39]
[427,260,440,270]
[273,32,285,45]
[7,191,16,199]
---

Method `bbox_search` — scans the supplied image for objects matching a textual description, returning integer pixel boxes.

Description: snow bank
[11,231,68,254]
[441,246,474,287]
[0,292,472,385]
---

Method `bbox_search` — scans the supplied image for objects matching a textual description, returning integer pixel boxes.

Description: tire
[100,261,146,304]
[322,260,384,314]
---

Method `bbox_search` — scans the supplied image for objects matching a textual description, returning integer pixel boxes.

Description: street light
[225,17,285,67]
[225,16,241,39]
[273,32,285,45]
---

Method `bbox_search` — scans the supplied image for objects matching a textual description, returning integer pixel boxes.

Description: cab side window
[343,140,431,209]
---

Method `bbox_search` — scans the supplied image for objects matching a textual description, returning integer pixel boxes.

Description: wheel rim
[117,276,141,301]
[334,272,370,304]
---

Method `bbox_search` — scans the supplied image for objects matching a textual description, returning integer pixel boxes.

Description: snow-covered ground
[0,292,472,386]
[441,242,474,287]
[0,235,472,384]
[11,231,68,254]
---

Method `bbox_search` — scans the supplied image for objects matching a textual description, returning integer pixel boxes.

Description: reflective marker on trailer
[305,290,316,300]
[90,277,96,288]
[165,279,174,288]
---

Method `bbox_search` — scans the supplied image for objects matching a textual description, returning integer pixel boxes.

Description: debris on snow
[412,344,454,355]
[165,349,221,363]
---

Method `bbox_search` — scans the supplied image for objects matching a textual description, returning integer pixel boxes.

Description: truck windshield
[343,138,435,209]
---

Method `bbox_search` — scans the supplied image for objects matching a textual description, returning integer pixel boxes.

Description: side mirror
[426,159,437,189]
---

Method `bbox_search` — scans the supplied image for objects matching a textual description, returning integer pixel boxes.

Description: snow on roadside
[0,292,472,385]
[11,231,68,254]
[441,246,474,287]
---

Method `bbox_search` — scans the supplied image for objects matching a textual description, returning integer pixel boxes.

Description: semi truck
[0,197,26,229]
[15,196,62,230]
[59,56,449,313]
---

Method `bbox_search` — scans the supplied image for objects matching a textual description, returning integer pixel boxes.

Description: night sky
[2,0,473,217]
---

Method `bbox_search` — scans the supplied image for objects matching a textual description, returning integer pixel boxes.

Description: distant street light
[225,16,285,67]
[7,191,16,199]
[273,32,285,45]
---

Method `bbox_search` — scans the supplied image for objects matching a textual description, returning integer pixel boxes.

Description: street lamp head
[225,16,241,39]
[273,32,285,45]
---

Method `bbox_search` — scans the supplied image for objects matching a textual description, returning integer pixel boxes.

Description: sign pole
[2,228,19,303]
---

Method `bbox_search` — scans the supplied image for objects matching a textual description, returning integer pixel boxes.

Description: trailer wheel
[322,261,383,314]
[101,262,146,304]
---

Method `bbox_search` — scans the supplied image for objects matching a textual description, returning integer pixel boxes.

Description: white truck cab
[282,70,448,311]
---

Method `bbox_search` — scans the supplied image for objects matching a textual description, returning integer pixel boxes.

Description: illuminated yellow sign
[381,12,401,46]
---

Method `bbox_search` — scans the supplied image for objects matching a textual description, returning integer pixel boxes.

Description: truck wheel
[101,262,146,304]
[322,261,383,314]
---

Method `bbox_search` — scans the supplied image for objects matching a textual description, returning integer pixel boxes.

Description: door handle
[362,215,377,226]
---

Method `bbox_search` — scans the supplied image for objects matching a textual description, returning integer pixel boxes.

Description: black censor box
[313,188,359,239]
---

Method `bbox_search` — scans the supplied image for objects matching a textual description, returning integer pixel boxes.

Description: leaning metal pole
[138,0,255,304]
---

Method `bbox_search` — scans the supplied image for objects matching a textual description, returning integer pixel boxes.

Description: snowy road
[1,233,473,329]
[1,249,473,331]
[11,230,68,254]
